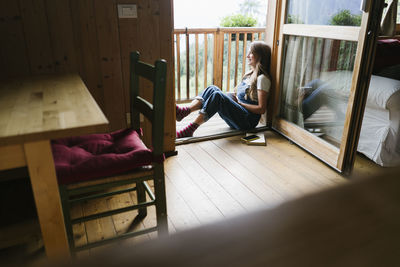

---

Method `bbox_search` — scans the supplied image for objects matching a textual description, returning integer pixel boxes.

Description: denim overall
[197,81,261,130]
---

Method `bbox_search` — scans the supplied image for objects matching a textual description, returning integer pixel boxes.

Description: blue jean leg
[197,85,260,130]
[302,80,327,120]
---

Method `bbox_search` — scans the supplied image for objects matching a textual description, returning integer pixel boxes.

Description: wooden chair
[51,51,168,252]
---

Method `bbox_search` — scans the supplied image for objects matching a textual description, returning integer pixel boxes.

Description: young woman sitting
[176,40,272,138]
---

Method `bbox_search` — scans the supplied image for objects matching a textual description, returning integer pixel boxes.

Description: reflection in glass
[279,35,358,147]
[286,0,362,26]
[384,0,400,23]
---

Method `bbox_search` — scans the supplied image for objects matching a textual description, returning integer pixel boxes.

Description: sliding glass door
[272,0,385,173]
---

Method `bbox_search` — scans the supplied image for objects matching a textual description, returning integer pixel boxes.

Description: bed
[358,38,400,166]
[304,38,400,167]
[356,75,400,167]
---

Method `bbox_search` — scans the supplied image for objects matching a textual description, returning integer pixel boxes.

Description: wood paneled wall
[0,0,175,152]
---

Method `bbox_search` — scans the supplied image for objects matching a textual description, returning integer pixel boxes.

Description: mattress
[317,73,400,167]
[358,107,400,167]
[359,76,400,166]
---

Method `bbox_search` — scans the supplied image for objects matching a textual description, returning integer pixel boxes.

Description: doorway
[268,0,385,173]
[173,0,269,144]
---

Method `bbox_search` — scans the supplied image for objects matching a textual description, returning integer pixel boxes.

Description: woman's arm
[238,89,268,114]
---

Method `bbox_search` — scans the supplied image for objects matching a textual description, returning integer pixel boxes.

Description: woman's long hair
[243,41,271,101]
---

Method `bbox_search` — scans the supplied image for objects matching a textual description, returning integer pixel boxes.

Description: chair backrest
[129,51,167,157]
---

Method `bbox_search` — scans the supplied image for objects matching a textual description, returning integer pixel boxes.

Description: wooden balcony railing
[174,27,265,103]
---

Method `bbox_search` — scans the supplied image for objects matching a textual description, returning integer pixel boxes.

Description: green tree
[239,0,266,26]
[327,10,360,72]
[329,9,361,26]
[239,0,262,17]
[220,14,257,27]
[287,14,303,24]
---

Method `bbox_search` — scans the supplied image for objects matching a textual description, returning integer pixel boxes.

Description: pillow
[367,75,400,110]
[373,39,400,74]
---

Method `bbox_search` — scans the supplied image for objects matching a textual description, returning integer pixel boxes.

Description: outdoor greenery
[284,9,360,74]
[287,14,303,24]
[329,9,361,26]
[175,0,263,101]
[175,33,264,101]
[220,14,257,27]
[175,35,214,100]
[328,9,361,70]
[239,0,263,17]
[286,6,361,26]
[219,0,265,27]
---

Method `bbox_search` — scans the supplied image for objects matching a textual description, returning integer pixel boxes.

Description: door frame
[266,0,385,174]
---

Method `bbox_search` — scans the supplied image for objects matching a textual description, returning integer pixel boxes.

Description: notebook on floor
[242,132,266,146]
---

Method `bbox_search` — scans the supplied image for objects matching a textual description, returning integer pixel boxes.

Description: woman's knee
[210,90,225,103]
[204,85,221,93]
[201,85,221,100]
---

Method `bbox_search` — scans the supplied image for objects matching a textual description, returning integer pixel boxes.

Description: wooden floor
[1,130,386,265]
[167,132,384,230]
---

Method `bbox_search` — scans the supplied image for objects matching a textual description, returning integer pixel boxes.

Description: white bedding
[358,108,400,167]
[319,73,400,167]
[359,75,400,166]
[368,75,400,110]
[319,71,400,109]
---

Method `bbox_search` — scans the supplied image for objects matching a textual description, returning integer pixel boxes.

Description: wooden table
[0,74,109,259]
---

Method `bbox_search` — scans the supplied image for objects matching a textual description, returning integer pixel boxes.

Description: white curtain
[280,36,304,126]
[279,36,356,130]
[280,36,315,126]
[381,0,398,36]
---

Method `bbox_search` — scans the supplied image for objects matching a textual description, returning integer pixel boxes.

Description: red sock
[176,122,199,138]
[176,105,191,121]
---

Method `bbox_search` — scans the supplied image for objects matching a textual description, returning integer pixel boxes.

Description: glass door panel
[286,0,362,26]
[280,36,358,148]
[272,0,385,173]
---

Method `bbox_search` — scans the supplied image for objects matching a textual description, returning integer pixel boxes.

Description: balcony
[174,27,265,103]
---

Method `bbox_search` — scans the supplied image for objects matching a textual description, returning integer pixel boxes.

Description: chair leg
[136,181,147,218]
[59,185,75,251]
[153,163,168,236]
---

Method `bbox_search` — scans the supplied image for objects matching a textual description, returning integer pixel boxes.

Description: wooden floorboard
[212,136,303,199]
[1,130,387,266]
[173,146,246,218]
[164,175,201,231]
[198,140,284,206]
[165,158,225,224]
[84,131,385,246]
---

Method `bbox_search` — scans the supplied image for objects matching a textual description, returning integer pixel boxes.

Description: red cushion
[373,39,400,73]
[51,128,154,185]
